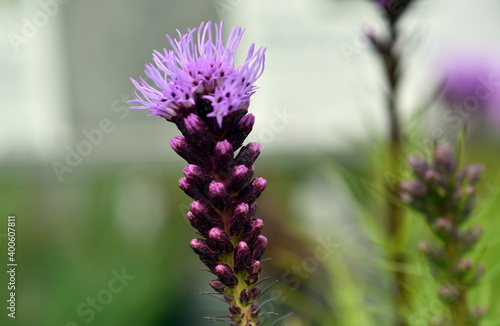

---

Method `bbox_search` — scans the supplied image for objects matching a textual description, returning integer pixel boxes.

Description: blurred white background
[1,0,499,165]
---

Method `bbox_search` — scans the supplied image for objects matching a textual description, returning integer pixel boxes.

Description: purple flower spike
[130,21,268,325]
[401,143,487,321]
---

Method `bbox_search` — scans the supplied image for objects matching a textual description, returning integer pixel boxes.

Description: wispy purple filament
[129,22,265,127]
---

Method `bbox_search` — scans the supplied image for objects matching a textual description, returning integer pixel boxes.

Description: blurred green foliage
[0,133,499,326]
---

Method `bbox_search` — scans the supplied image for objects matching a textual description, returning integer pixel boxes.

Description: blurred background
[1,0,500,325]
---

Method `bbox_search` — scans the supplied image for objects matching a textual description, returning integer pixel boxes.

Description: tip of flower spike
[130,21,265,125]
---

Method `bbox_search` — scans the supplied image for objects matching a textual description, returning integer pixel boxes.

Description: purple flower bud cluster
[401,143,484,222]
[401,143,486,324]
[129,22,267,325]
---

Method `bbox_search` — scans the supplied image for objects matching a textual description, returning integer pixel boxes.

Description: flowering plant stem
[401,141,486,325]
[129,22,268,325]
[370,10,409,326]
[443,238,469,326]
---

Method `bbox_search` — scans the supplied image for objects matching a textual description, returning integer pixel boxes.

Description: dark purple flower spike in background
[129,21,268,325]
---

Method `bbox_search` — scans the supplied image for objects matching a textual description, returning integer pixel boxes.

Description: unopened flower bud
[469,306,488,321]
[400,180,427,197]
[234,241,251,273]
[189,200,220,225]
[208,227,233,253]
[215,264,238,287]
[235,142,261,167]
[230,164,254,192]
[434,143,455,176]
[459,226,483,251]
[228,305,242,320]
[408,155,430,179]
[248,202,258,217]
[418,241,445,269]
[432,218,454,240]
[438,285,459,304]
[465,186,475,197]
[208,181,226,197]
[424,169,446,188]
[249,218,264,235]
[209,279,227,294]
[190,238,218,259]
[457,164,485,185]
[455,259,473,280]
[248,260,262,274]
[184,113,205,135]
[183,164,211,188]
[252,235,268,260]
[230,202,250,236]
[228,114,255,149]
[429,316,449,326]
[186,211,209,236]
[245,260,262,286]
[170,136,207,166]
[239,113,255,129]
[245,272,259,286]
[400,192,413,204]
[208,181,229,209]
[214,140,234,175]
[242,218,264,245]
[180,114,212,149]
[249,287,261,300]
[239,289,250,305]
[179,177,205,200]
[238,177,267,204]
[249,303,260,319]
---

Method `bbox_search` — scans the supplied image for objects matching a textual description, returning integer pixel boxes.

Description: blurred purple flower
[438,51,500,125]
[374,0,390,7]
[130,21,265,127]
[372,0,416,14]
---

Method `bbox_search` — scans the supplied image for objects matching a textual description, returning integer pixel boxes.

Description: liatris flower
[437,51,500,126]
[129,22,267,325]
[401,142,486,325]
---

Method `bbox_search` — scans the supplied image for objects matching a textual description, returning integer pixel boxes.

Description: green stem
[219,196,260,325]
[444,233,469,326]
[384,17,409,326]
